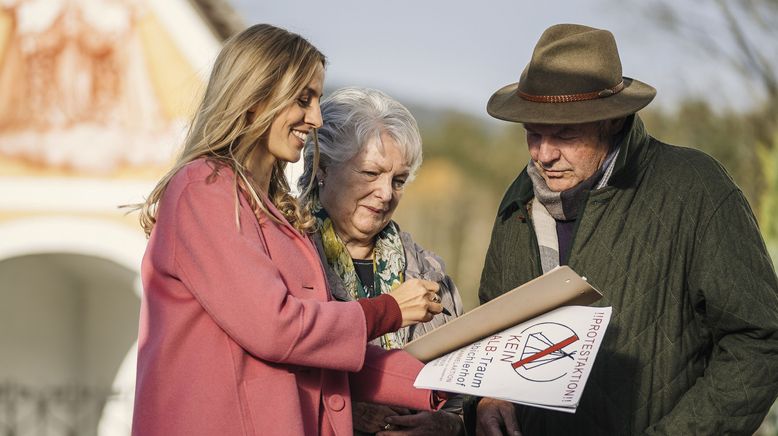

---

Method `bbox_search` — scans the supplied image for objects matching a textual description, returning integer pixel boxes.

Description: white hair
[298,87,422,204]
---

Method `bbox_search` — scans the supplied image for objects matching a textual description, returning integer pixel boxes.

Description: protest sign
[405,266,602,363]
[414,305,612,412]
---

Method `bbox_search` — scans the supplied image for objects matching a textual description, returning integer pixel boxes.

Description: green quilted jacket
[474,115,778,435]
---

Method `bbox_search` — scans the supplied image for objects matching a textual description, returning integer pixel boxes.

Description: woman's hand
[389,279,443,327]
[380,410,465,435]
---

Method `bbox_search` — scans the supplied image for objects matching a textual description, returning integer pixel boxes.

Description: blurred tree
[646,0,777,118]
[643,0,778,222]
[759,131,778,242]
[420,110,528,191]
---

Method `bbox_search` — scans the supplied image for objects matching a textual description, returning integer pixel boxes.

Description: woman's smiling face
[263,65,324,163]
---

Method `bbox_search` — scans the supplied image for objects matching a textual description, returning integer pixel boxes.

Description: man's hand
[378,410,464,436]
[475,398,521,436]
[352,402,407,433]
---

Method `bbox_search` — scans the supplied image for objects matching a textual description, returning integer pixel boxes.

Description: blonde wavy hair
[136,24,324,236]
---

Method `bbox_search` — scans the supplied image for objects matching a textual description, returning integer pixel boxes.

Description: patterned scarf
[527,148,620,273]
[312,199,409,349]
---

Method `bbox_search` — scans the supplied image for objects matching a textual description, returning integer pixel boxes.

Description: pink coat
[132,159,433,435]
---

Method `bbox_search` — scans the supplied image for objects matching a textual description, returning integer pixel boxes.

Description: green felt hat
[487,24,657,124]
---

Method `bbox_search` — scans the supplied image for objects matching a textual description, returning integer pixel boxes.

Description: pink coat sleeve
[349,345,435,411]
[158,172,368,372]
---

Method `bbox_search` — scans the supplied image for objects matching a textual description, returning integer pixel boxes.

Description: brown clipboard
[404,266,602,362]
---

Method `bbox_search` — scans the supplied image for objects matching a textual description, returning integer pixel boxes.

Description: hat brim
[486,77,656,124]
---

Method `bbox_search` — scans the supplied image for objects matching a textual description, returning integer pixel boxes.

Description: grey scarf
[528,148,620,272]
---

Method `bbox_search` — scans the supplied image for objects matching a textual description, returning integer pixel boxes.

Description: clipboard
[404,266,602,362]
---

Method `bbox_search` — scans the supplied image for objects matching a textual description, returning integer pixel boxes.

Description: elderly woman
[299,87,464,435]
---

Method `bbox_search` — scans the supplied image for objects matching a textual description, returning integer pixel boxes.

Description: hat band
[517,80,625,103]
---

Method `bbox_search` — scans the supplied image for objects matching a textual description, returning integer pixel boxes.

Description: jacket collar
[497,114,652,220]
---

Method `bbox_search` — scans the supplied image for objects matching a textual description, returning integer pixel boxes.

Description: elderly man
[467,24,778,435]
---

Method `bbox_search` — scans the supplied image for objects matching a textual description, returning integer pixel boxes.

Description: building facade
[0,1,241,434]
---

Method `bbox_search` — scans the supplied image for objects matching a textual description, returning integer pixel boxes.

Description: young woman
[131,24,443,436]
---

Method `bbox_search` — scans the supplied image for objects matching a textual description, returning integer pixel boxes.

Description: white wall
[0,253,139,388]
[0,217,145,435]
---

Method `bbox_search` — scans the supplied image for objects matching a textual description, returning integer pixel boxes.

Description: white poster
[414,305,612,413]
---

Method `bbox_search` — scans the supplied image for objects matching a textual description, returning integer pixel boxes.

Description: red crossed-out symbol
[511,334,579,369]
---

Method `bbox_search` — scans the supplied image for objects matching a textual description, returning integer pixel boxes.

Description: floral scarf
[313,200,408,349]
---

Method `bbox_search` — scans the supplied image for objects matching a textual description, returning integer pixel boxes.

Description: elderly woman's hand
[379,410,465,436]
[389,279,442,327]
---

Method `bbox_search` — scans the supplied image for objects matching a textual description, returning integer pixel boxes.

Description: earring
[317,179,324,187]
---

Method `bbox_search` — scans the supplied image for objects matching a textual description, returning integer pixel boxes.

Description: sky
[231,0,770,118]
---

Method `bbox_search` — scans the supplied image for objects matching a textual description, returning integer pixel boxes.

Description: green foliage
[759,132,778,241]
[419,109,529,192]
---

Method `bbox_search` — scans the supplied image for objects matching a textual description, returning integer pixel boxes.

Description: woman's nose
[306,103,322,128]
[374,177,392,201]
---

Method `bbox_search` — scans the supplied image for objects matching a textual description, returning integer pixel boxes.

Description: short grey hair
[298,87,423,204]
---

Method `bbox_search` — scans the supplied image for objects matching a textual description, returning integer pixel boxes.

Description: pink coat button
[328,394,345,411]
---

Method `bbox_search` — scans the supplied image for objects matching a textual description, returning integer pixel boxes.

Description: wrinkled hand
[389,279,442,327]
[378,410,464,436]
[476,398,521,436]
[352,402,408,434]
